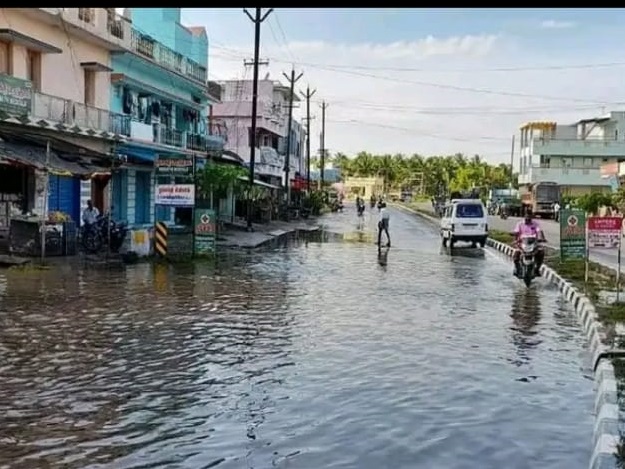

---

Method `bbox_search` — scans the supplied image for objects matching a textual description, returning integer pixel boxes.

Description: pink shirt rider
[513,220,542,238]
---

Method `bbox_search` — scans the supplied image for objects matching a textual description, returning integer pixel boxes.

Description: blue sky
[175,8,625,164]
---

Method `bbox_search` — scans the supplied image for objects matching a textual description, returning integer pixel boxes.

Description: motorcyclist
[512,209,546,277]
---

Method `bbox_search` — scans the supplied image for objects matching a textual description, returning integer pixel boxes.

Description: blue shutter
[111,170,128,222]
[135,171,151,225]
[48,175,80,223]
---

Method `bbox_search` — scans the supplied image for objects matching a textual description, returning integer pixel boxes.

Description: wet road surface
[0,206,593,469]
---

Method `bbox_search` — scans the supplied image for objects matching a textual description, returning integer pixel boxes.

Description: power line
[209,43,625,74]
[327,118,510,143]
[210,46,623,105]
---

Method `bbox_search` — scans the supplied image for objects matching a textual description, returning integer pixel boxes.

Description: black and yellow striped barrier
[154,222,168,257]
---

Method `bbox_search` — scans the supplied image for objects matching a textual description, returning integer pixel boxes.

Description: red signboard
[291,176,306,191]
[588,216,623,249]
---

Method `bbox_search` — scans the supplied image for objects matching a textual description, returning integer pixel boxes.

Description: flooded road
[0,207,593,469]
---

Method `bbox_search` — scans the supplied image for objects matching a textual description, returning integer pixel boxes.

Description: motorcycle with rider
[512,209,546,287]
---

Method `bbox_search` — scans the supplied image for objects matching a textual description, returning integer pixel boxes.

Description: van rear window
[455,204,483,218]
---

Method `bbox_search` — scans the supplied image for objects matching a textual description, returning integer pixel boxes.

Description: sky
[176,8,625,164]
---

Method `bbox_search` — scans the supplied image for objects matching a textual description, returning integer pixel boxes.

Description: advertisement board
[155,184,195,206]
[560,209,586,261]
[588,217,623,249]
[194,208,216,254]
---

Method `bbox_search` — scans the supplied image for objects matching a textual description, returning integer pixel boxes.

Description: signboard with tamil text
[588,216,623,249]
[155,184,195,206]
[0,74,32,116]
[560,209,586,261]
[194,208,216,255]
[156,155,194,176]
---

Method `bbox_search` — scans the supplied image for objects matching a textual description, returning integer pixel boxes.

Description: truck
[520,182,560,219]
[489,187,523,217]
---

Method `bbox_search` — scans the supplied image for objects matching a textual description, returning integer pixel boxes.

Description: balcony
[518,165,610,187]
[128,120,224,152]
[32,92,130,137]
[129,28,207,84]
[21,8,131,51]
[532,137,625,158]
[207,81,222,103]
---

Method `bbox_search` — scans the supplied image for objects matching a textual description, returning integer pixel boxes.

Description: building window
[583,157,593,168]
[84,69,96,106]
[0,40,9,74]
[26,50,41,91]
[78,8,95,24]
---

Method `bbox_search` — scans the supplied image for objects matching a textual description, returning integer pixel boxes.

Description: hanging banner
[155,184,195,206]
[588,216,623,249]
[560,209,586,261]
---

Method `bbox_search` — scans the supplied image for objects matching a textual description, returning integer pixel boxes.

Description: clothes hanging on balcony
[151,100,160,118]
[122,87,132,114]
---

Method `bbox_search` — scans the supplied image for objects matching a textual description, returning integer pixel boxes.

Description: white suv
[440,199,488,248]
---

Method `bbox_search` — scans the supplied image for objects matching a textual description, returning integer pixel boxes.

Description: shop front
[0,134,111,257]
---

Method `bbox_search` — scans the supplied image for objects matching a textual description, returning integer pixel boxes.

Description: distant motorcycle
[500,207,509,220]
[81,213,128,254]
[516,234,542,287]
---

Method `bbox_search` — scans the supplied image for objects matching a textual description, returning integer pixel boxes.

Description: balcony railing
[130,28,207,84]
[32,92,130,136]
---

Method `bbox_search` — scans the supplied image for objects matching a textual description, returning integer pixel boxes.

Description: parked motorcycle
[500,207,508,220]
[81,214,128,254]
[516,234,541,287]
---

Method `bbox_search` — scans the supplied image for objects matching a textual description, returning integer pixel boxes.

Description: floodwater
[0,207,594,469]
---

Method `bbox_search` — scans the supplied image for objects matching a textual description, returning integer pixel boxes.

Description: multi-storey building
[518,115,623,198]
[212,79,307,188]
[0,8,130,232]
[109,7,224,228]
[0,8,227,256]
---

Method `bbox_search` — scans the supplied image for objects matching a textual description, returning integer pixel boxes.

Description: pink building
[212,79,307,186]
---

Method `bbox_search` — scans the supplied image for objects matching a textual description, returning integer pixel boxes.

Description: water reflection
[377,247,390,270]
[0,208,594,469]
[509,288,542,367]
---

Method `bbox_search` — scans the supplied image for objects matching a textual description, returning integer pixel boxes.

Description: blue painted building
[109,8,223,229]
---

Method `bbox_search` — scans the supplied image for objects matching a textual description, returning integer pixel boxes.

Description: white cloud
[540,20,576,29]
[208,31,623,164]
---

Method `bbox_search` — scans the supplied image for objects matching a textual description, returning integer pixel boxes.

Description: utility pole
[282,68,303,205]
[40,140,50,264]
[509,134,515,189]
[319,101,328,187]
[243,7,273,231]
[300,86,316,192]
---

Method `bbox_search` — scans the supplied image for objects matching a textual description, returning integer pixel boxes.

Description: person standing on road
[553,201,561,222]
[377,202,391,248]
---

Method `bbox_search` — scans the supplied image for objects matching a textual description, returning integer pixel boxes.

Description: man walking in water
[377,202,391,248]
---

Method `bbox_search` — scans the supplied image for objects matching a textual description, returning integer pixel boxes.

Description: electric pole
[300,86,316,192]
[243,7,273,231]
[282,68,303,205]
[319,101,329,187]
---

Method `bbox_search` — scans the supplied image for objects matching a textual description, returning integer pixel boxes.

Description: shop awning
[237,175,281,190]
[0,138,112,177]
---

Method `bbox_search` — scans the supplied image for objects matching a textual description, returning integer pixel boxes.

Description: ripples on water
[0,210,593,469]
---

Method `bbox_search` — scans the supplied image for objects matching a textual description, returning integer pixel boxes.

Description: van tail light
[485,223,488,232]
[451,223,455,232]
